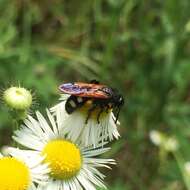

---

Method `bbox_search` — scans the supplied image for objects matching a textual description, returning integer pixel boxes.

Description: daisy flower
[0,148,49,190]
[13,109,115,190]
[51,95,120,147]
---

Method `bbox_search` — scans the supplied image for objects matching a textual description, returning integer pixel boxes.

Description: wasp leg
[115,107,121,124]
[85,103,97,124]
[97,106,105,124]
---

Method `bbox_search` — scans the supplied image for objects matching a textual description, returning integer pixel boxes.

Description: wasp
[59,80,124,124]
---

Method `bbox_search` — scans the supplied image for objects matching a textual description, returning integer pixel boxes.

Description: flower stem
[173,151,190,190]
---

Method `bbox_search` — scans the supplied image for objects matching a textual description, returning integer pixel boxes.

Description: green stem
[173,151,190,190]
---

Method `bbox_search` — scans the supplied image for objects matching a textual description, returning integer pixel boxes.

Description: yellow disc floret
[0,157,31,190]
[42,140,82,180]
[3,87,32,110]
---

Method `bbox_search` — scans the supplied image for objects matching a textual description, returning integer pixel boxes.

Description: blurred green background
[1,0,190,189]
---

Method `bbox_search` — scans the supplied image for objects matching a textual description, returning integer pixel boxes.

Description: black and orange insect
[59,80,124,124]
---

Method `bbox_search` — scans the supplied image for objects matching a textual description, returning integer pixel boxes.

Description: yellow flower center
[42,140,82,180]
[0,157,31,190]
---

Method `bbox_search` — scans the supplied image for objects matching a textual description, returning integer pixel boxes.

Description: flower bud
[150,130,178,152]
[3,86,32,110]
[149,130,163,146]
[164,137,178,152]
[185,162,190,175]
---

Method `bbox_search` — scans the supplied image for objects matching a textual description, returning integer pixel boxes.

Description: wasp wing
[59,82,111,99]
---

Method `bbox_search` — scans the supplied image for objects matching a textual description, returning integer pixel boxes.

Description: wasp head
[112,89,124,107]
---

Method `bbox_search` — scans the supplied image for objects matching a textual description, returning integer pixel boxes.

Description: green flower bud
[3,87,32,110]
[150,130,178,152]
[164,137,178,152]
[185,162,190,176]
[149,130,164,146]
